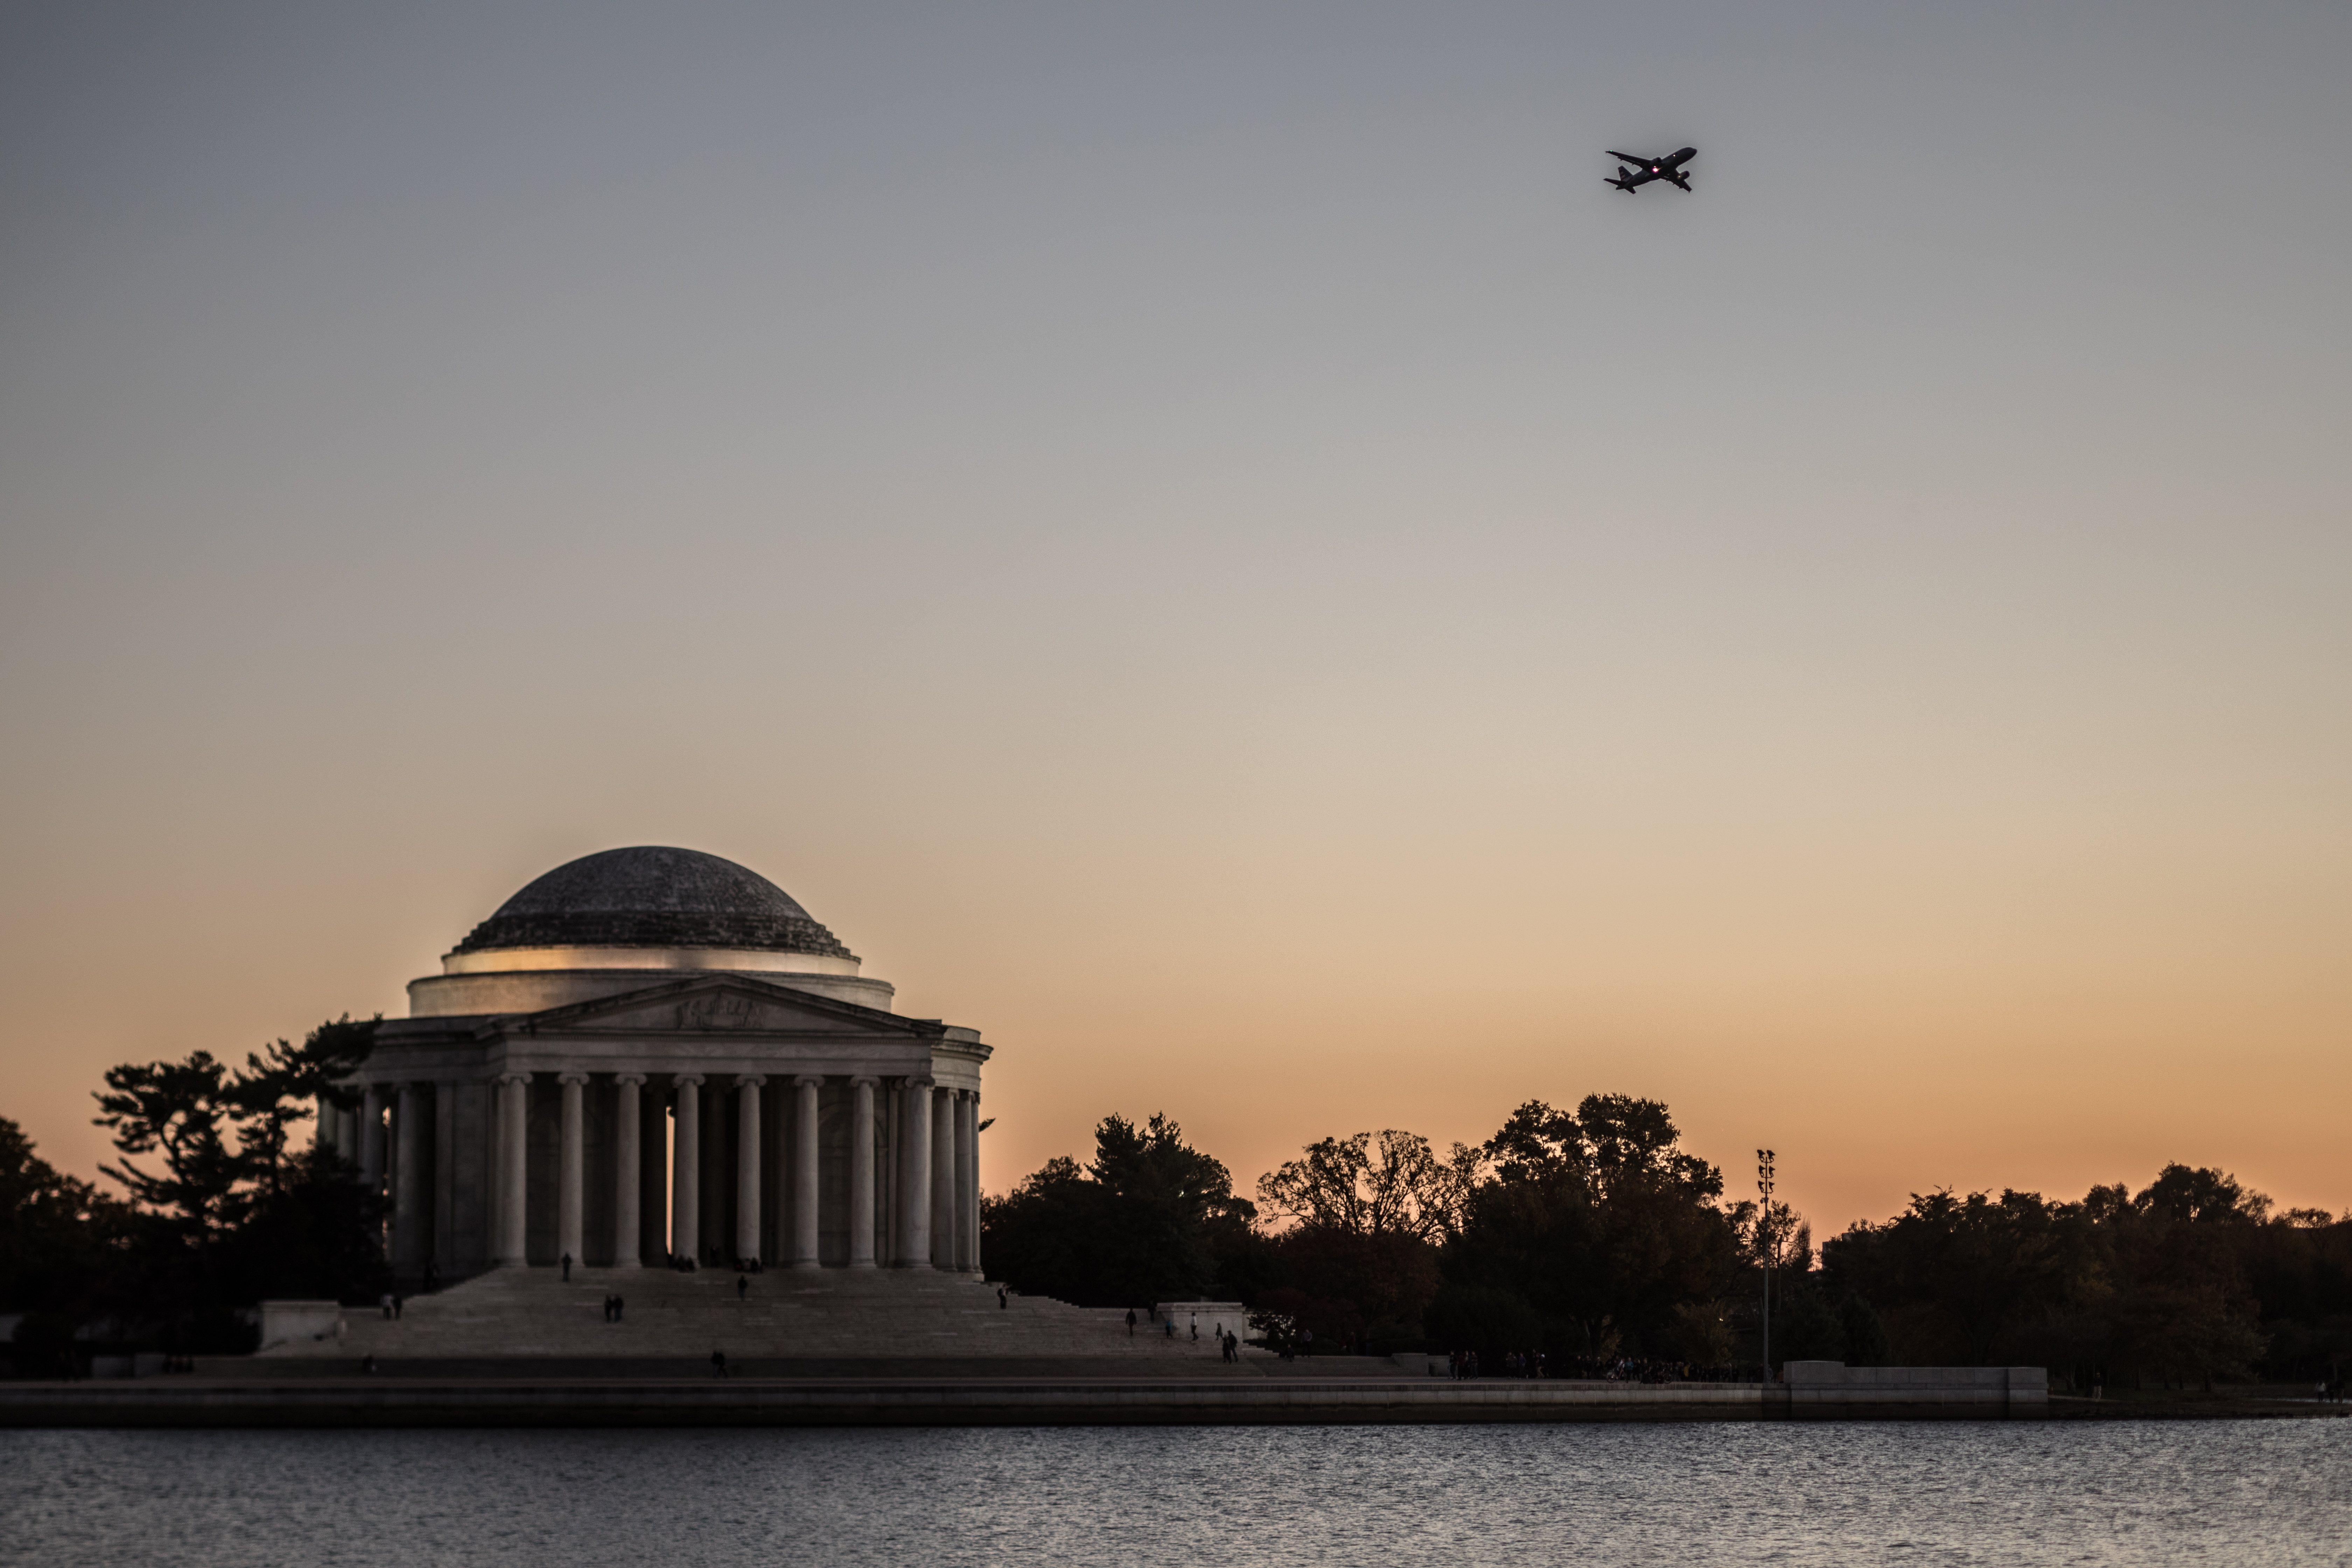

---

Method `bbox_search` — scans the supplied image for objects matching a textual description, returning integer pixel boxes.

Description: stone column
[848,1076,878,1268]
[496,1074,530,1267]
[930,1085,956,1270]
[955,1090,980,1274]
[671,1076,702,1264]
[897,1078,933,1268]
[393,1083,424,1274]
[734,1076,764,1266]
[792,1076,821,1268]
[360,1086,386,1197]
[613,1074,643,1267]
[433,1079,457,1278]
[314,1096,336,1152]
[700,1087,727,1265]
[886,1082,904,1266]
[557,1072,587,1269]
[484,1085,501,1259]
[638,1085,668,1265]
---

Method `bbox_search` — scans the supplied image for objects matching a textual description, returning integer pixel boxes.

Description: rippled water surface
[5,1420,2348,1566]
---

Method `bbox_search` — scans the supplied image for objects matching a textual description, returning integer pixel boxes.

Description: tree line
[10,1032,2348,1391]
[984,1095,2352,1390]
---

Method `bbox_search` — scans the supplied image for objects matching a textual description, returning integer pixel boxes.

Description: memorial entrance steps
[274,1265,1259,1365]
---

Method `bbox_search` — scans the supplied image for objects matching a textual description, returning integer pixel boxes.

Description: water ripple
[3,1419,2347,1567]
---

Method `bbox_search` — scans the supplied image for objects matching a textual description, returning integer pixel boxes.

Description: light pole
[1757,1148,1777,1381]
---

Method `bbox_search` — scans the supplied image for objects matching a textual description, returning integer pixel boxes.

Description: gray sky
[4,2,2347,1224]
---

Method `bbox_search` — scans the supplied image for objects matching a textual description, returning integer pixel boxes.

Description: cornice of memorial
[378,974,991,1062]
[447,911,855,962]
[490,971,969,1041]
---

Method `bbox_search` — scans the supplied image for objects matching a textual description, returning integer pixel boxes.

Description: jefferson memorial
[318,847,988,1280]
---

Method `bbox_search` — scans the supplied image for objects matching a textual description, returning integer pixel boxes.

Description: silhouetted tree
[1256,1129,1481,1241]
[2238,1207,2352,1385]
[1821,1163,2305,1388]
[1837,1294,1890,1366]
[1248,1128,1476,1342]
[71,1016,387,1350]
[92,1015,377,1243]
[1442,1095,1735,1357]
[982,1113,1254,1309]
[1424,1280,1543,1362]
[1,1118,135,1328]
[1822,1189,2079,1365]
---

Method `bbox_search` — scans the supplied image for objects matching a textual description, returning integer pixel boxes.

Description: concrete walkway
[3,1377,1780,1428]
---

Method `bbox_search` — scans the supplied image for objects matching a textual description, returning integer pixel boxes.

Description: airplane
[1606,147,1696,193]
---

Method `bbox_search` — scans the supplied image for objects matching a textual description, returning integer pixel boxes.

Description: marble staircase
[272,1266,1258,1365]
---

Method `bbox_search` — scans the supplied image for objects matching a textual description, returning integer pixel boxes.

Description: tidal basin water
[5,1420,2347,1567]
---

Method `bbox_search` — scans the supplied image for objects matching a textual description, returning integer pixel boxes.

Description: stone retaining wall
[2,1376,2058,1428]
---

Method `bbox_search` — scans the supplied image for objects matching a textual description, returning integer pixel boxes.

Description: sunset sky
[3,2,2346,1236]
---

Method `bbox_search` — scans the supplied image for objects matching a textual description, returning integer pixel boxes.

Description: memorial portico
[321,847,990,1281]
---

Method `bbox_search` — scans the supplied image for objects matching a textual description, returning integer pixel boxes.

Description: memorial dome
[360,841,987,1282]
[410,846,891,1017]
[449,846,854,960]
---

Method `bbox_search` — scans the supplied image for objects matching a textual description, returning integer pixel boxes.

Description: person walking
[561,1252,573,1282]
[379,1292,394,1321]
[391,1293,402,1321]
[998,1287,1008,1310]
[710,1349,729,1379]
[1126,1308,1138,1338]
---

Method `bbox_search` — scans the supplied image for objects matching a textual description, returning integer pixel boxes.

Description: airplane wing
[1605,152,1655,167]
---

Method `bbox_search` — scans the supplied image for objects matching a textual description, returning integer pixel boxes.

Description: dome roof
[448,847,856,959]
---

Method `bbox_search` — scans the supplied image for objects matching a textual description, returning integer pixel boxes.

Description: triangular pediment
[503,974,941,1040]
